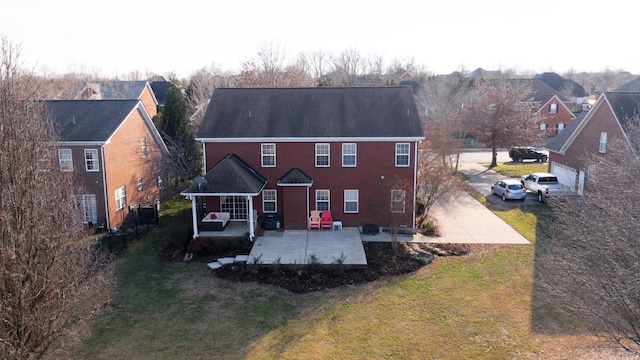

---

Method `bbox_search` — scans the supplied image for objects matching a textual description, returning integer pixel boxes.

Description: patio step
[207,255,251,270]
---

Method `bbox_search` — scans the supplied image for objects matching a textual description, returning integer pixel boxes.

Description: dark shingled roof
[150,81,169,107]
[181,154,267,195]
[84,81,149,100]
[546,111,588,152]
[197,87,424,139]
[616,77,640,92]
[45,100,140,142]
[506,79,570,103]
[534,72,587,97]
[277,168,313,186]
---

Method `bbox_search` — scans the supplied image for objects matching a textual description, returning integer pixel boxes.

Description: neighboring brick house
[181,87,424,238]
[546,92,640,194]
[75,80,159,117]
[511,79,576,137]
[534,72,589,112]
[45,99,169,230]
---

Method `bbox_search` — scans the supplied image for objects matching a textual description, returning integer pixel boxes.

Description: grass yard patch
[484,162,549,177]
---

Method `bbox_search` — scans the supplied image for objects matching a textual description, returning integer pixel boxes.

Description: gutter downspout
[100,146,110,230]
[412,141,419,228]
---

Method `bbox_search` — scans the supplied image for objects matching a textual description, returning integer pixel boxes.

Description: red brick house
[546,92,640,194]
[512,79,576,136]
[181,87,424,238]
[45,99,169,230]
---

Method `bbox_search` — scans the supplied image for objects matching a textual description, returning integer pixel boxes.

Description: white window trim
[261,143,276,167]
[315,143,330,167]
[344,190,359,213]
[549,103,558,114]
[137,177,143,190]
[395,143,410,167]
[262,189,277,213]
[77,194,97,224]
[391,189,406,213]
[58,148,73,172]
[84,149,99,172]
[599,132,607,153]
[115,186,127,211]
[315,189,330,211]
[342,143,357,167]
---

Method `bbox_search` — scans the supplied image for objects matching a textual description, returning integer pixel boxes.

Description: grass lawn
[75,177,621,359]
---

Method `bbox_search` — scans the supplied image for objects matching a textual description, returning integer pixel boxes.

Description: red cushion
[210,213,217,219]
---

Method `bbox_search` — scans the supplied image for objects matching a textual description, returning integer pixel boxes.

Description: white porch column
[190,196,199,238]
[247,195,255,240]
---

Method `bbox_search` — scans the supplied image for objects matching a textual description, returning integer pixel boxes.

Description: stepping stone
[234,255,249,263]
[207,262,223,270]
[218,257,235,265]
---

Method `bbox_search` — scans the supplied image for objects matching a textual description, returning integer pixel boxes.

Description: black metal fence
[99,204,159,254]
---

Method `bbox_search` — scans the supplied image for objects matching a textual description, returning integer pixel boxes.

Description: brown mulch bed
[207,242,471,293]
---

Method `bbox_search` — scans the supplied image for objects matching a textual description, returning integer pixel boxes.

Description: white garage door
[550,162,577,191]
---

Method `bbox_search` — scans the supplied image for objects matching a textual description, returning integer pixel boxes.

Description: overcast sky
[1,0,638,78]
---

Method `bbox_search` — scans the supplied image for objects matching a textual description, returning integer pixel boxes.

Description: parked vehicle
[509,147,548,162]
[491,179,527,201]
[521,172,568,202]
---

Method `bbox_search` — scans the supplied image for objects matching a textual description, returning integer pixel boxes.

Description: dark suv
[509,147,548,162]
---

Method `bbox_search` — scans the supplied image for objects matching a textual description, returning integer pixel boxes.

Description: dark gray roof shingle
[182,154,267,195]
[197,87,424,139]
[45,100,139,142]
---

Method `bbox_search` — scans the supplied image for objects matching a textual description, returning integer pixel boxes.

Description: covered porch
[181,154,267,240]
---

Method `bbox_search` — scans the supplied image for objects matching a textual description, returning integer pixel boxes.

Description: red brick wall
[102,107,165,228]
[540,100,574,136]
[140,85,158,118]
[204,141,417,229]
[61,146,107,224]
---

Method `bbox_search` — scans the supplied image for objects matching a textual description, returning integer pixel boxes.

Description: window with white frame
[395,143,410,167]
[77,194,97,224]
[315,190,330,211]
[141,137,147,157]
[84,149,99,172]
[315,143,330,167]
[391,189,406,213]
[58,149,73,171]
[587,165,596,181]
[115,186,126,210]
[539,123,547,131]
[557,123,565,133]
[261,143,275,167]
[342,143,356,167]
[137,177,143,190]
[262,189,277,213]
[599,132,607,153]
[549,103,558,114]
[344,190,359,213]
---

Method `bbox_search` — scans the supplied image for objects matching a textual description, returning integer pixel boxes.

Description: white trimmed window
[58,149,73,171]
[391,189,406,213]
[344,190,359,213]
[77,194,97,224]
[549,103,558,114]
[84,149,99,172]
[115,186,127,210]
[342,143,356,167]
[262,189,277,213]
[141,137,147,157]
[557,123,565,133]
[599,132,607,153]
[539,123,547,131]
[395,143,410,167]
[261,143,276,167]
[137,177,143,190]
[315,190,330,211]
[315,143,330,167]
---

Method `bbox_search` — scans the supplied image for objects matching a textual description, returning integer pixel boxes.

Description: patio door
[221,196,247,220]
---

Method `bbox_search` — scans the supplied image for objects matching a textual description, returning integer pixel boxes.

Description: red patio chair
[308,210,321,230]
[320,210,333,231]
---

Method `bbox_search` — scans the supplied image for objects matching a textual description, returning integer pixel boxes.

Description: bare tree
[0,37,114,359]
[463,79,542,167]
[236,43,316,88]
[537,135,640,354]
[185,64,233,130]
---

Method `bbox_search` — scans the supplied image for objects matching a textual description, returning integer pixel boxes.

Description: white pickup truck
[521,172,568,202]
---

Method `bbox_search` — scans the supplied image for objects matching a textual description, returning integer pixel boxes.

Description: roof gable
[197,87,424,140]
[75,81,154,102]
[616,77,640,92]
[181,154,267,195]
